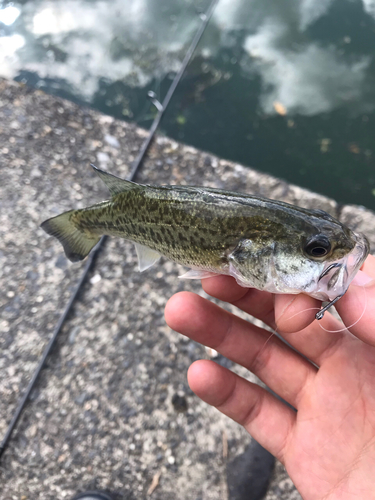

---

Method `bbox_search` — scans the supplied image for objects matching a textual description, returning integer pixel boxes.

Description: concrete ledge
[1,78,374,500]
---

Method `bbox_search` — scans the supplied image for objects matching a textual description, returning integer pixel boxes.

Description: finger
[203,277,343,365]
[201,255,375,361]
[188,360,295,463]
[351,270,375,286]
[202,275,250,303]
[165,292,317,408]
[278,254,375,338]
[272,291,356,363]
[202,275,275,326]
[335,280,375,346]
[287,255,375,351]
[274,293,321,333]
[202,277,337,336]
[361,253,375,277]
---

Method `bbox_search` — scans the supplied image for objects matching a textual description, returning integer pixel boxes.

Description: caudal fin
[41,210,100,262]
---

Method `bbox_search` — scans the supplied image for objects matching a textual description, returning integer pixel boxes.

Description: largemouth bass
[41,165,369,319]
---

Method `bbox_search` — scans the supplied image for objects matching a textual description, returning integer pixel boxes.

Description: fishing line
[284,306,322,322]
[255,303,323,362]
[0,0,219,461]
[255,309,317,363]
[282,285,367,334]
[318,284,367,333]
[256,303,338,365]
[255,327,279,361]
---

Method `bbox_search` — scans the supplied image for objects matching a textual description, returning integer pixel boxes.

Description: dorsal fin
[91,164,140,196]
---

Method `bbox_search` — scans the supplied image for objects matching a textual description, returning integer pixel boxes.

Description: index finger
[335,254,375,346]
[201,275,276,326]
[202,275,321,333]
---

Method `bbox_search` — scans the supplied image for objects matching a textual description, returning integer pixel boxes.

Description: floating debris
[320,138,331,153]
[273,101,287,116]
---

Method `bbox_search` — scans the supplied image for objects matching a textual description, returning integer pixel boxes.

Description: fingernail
[351,270,375,287]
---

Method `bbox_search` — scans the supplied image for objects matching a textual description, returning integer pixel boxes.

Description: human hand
[165,255,375,500]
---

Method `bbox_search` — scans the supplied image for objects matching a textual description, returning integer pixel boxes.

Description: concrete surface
[1,78,375,500]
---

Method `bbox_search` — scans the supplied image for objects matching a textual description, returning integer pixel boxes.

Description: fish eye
[304,236,331,258]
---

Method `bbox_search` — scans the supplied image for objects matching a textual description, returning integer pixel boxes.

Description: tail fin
[41,210,101,262]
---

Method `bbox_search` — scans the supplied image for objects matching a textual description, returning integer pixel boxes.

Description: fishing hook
[318,262,342,281]
[315,293,344,320]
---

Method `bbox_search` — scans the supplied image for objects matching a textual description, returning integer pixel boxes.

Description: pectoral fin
[134,243,161,272]
[179,269,218,280]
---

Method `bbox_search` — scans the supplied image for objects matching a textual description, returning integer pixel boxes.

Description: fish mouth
[313,231,369,302]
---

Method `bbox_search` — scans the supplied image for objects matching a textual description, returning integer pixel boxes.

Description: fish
[41,165,369,319]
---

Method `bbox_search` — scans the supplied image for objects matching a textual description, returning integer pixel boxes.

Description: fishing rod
[0,0,219,461]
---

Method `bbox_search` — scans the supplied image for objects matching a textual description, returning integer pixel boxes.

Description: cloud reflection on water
[0,5,21,25]
[0,0,374,117]
[362,0,375,17]
[242,20,371,116]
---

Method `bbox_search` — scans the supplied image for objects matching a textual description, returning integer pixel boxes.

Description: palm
[165,255,375,500]
[286,340,375,498]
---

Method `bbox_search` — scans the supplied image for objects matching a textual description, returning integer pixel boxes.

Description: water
[1,0,375,209]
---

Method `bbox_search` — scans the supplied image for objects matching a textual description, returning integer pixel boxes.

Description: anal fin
[135,243,161,272]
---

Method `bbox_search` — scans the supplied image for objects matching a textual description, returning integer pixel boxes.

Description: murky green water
[2,0,375,209]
